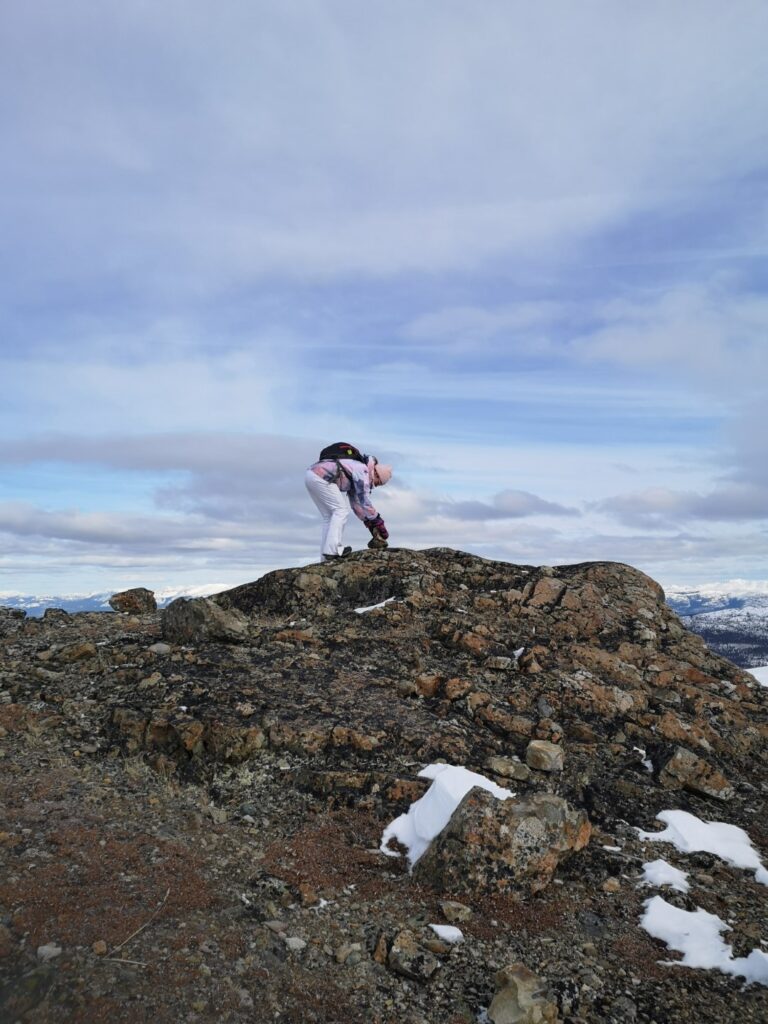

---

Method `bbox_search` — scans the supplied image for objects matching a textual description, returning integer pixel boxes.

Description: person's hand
[365,515,388,540]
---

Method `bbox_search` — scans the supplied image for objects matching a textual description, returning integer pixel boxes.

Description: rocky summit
[1,548,766,1023]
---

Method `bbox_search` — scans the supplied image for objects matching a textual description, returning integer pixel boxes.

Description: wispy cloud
[595,484,768,529]
[436,490,579,521]
[4,3,767,298]
[573,281,768,395]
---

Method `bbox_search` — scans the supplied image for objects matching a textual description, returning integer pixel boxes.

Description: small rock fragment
[36,943,62,962]
[444,677,472,700]
[525,740,564,772]
[92,940,108,956]
[206,804,228,824]
[486,656,513,670]
[415,674,441,697]
[335,942,363,964]
[264,920,288,935]
[373,933,389,964]
[440,899,473,923]
[488,962,558,1023]
[387,929,440,982]
[485,755,531,781]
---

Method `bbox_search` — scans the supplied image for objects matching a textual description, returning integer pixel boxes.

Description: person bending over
[305,442,392,560]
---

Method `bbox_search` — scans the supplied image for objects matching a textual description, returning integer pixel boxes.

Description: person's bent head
[372,463,392,487]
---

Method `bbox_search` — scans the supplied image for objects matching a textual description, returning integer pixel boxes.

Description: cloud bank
[1,2,766,591]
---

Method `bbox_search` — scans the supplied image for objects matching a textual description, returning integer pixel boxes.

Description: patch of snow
[429,924,464,943]
[749,665,768,687]
[638,810,768,886]
[354,597,397,614]
[640,859,689,893]
[602,845,622,852]
[380,763,513,869]
[632,746,654,773]
[641,896,768,986]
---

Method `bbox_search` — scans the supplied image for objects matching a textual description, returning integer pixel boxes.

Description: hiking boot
[323,546,352,561]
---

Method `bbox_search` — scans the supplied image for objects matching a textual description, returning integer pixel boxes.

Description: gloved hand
[365,515,389,540]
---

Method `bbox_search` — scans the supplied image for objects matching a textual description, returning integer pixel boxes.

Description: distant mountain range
[3,577,767,672]
[0,584,227,617]
[665,581,768,669]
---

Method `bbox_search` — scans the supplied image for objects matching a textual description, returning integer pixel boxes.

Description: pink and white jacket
[308,459,378,522]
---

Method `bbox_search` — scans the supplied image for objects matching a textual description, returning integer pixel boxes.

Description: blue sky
[1,0,767,594]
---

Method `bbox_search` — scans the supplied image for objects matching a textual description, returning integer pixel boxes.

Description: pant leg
[305,470,350,556]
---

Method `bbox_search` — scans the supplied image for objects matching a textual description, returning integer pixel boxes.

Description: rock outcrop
[162,595,249,644]
[1,548,766,1024]
[413,790,591,894]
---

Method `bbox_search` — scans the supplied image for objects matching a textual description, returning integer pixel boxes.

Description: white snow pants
[304,469,350,557]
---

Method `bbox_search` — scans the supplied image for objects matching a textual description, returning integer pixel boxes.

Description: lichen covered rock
[413,789,591,894]
[109,587,157,614]
[162,596,249,644]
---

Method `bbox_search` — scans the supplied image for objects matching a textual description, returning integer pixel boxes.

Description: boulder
[162,597,249,644]
[42,608,71,623]
[413,789,590,894]
[109,588,157,614]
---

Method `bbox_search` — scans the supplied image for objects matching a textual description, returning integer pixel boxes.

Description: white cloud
[596,483,768,528]
[573,281,768,394]
[0,433,317,477]
[3,2,767,291]
[436,490,578,521]
[400,278,768,397]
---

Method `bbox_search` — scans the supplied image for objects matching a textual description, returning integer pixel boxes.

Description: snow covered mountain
[0,592,117,615]
[0,584,228,617]
[666,581,768,669]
